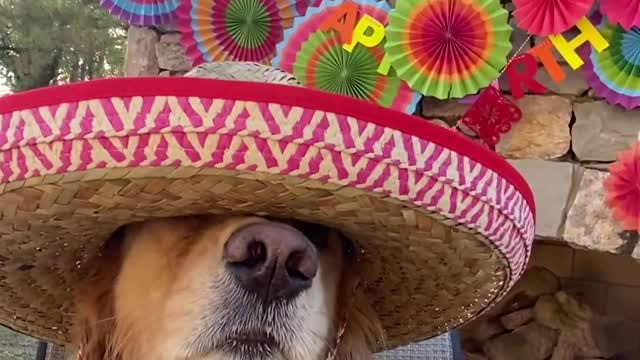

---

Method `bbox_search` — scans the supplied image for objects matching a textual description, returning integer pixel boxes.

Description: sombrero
[0,62,535,350]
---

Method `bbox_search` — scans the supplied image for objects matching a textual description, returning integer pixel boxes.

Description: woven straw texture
[0,76,534,347]
[186,61,300,86]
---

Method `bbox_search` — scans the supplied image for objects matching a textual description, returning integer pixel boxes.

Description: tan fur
[73,215,383,360]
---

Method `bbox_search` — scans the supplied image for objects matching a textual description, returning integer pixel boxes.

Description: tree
[0,0,127,91]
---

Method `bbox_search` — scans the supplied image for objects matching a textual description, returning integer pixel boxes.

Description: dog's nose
[224,222,318,302]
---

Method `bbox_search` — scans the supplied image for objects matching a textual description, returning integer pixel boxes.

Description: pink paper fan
[512,0,595,36]
[600,0,640,30]
[606,142,640,232]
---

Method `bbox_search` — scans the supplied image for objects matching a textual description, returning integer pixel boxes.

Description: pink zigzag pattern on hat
[0,96,535,285]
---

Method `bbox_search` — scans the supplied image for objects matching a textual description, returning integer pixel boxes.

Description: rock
[462,267,560,352]
[159,71,171,77]
[534,294,566,330]
[551,339,575,360]
[490,267,561,317]
[157,33,193,72]
[124,26,160,77]
[508,160,574,238]
[535,292,607,359]
[153,22,178,33]
[563,169,626,254]
[500,308,534,330]
[610,351,640,360]
[461,319,505,351]
[534,292,593,330]
[509,19,531,58]
[536,64,589,95]
[421,97,469,119]
[496,96,571,159]
[483,322,558,360]
[573,102,640,162]
[597,319,640,358]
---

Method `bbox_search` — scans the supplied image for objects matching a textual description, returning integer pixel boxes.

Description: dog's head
[74,216,382,360]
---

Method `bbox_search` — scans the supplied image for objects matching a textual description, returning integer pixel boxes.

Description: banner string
[452,35,532,131]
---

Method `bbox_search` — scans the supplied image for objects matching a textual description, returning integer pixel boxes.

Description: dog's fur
[73,215,383,360]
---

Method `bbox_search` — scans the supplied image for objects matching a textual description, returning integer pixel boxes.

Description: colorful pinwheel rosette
[582,21,640,110]
[606,141,640,232]
[512,0,594,36]
[600,0,640,31]
[272,0,420,113]
[99,0,179,26]
[385,0,512,100]
[176,0,307,65]
[0,76,535,347]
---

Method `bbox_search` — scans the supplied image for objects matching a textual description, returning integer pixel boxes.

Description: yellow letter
[548,16,609,70]
[377,52,391,75]
[343,15,386,52]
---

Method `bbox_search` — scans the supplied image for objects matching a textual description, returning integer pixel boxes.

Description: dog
[73,215,384,360]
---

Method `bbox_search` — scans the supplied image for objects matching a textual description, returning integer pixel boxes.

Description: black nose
[224,222,319,302]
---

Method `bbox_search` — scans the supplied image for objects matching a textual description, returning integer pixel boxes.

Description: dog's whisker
[94,316,116,324]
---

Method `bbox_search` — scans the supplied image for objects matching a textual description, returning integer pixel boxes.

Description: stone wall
[123,14,639,260]
[462,265,640,360]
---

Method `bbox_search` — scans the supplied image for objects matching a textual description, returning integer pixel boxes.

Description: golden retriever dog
[73,215,383,360]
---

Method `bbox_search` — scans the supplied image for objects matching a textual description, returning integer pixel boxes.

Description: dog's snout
[224,222,319,302]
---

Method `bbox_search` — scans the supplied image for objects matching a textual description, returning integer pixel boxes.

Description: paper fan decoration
[99,0,178,26]
[600,0,640,31]
[296,0,322,17]
[293,30,401,107]
[177,0,306,65]
[385,0,512,100]
[274,0,420,113]
[512,0,594,36]
[582,22,640,109]
[274,0,391,73]
[605,140,640,232]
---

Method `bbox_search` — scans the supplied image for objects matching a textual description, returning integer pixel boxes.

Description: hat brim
[0,77,535,347]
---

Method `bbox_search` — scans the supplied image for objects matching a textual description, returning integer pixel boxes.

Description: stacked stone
[462,267,636,360]
[124,26,191,77]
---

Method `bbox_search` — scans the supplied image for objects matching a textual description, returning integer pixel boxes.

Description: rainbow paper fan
[293,30,402,107]
[273,0,420,113]
[177,0,306,65]
[582,21,640,109]
[600,0,640,31]
[385,0,512,100]
[512,0,594,36]
[99,0,178,26]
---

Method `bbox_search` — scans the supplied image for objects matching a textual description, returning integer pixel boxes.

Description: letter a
[319,1,359,45]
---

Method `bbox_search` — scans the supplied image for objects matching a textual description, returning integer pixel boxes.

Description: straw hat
[0,62,535,349]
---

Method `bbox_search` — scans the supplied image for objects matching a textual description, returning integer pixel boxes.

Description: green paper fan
[293,30,401,107]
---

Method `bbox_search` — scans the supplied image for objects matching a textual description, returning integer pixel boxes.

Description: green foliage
[0,0,127,91]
